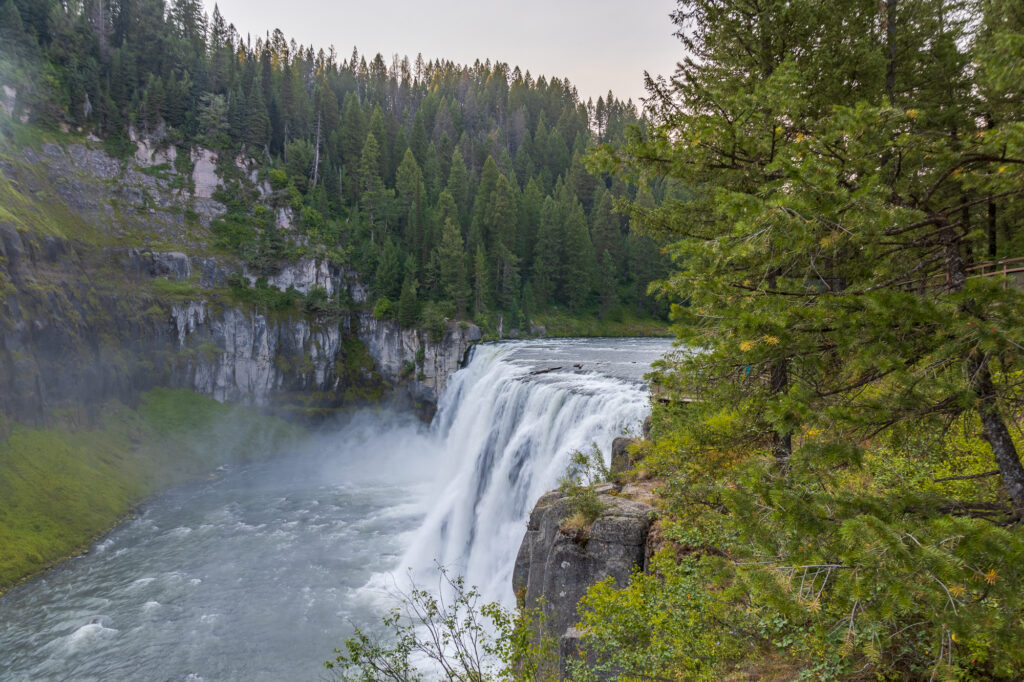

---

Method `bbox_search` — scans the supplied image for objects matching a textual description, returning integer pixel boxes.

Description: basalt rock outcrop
[512,485,656,676]
[358,312,482,407]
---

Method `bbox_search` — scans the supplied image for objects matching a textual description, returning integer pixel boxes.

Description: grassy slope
[0,122,107,244]
[0,389,303,592]
[530,309,671,338]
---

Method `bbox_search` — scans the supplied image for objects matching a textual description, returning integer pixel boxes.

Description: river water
[0,338,672,681]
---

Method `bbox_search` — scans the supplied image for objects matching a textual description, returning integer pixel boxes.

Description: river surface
[0,338,672,681]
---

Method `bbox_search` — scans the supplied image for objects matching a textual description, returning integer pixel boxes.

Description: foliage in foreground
[571,402,1024,679]
[570,0,1024,678]
[325,568,556,682]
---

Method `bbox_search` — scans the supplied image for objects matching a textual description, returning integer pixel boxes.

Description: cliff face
[512,485,656,678]
[357,312,482,406]
[0,138,476,426]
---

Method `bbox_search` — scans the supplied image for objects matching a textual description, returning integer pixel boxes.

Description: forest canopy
[0,0,672,331]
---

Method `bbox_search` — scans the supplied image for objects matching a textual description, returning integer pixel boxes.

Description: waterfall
[398,340,657,604]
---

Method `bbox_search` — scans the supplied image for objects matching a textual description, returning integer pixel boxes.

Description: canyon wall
[0,139,477,427]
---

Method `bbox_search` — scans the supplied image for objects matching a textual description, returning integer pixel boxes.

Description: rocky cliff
[512,483,656,677]
[0,137,478,426]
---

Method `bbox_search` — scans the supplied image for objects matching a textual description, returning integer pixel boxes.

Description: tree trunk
[988,201,997,259]
[770,358,792,471]
[986,116,997,258]
[970,354,1024,516]
[312,110,322,187]
[884,0,897,102]
[943,219,1024,515]
[767,272,792,471]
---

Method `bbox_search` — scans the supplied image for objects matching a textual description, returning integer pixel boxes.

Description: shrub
[372,296,394,320]
[558,444,609,526]
[324,567,557,681]
[303,285,331,316]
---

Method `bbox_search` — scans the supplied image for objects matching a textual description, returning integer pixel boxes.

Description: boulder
[609,437,639,474]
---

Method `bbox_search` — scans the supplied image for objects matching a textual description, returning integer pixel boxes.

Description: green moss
[151,277,198,298]
[0,164,101,242]
[0,389,303,592]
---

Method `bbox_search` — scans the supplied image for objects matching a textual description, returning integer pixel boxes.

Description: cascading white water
[398,340,659,603]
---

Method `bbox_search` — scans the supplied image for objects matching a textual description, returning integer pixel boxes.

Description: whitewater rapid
[0,337,670,681]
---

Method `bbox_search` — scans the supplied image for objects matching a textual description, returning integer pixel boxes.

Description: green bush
[372,296,394,320]
[303,285,331,316]
[558,445,609,525]
[324,567,557,681]
[227,275,298,312]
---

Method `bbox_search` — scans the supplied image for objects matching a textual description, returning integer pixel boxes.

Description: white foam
[66,622,118,651]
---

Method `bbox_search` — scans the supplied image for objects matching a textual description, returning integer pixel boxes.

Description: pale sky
[206,0,681,105]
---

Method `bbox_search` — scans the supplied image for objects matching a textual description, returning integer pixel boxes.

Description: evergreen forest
[0,0,670,334]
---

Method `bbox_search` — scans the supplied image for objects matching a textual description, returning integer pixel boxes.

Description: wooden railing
[927,257,1024,290]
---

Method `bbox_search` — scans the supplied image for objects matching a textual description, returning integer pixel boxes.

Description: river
[0,338,672,681]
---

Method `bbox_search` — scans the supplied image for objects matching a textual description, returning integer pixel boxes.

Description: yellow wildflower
[984,569,999,585]
[763,335,780,345]
[739,340,756,352]
[906,109,919,119]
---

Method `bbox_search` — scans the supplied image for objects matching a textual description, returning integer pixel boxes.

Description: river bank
[0,389,303,594]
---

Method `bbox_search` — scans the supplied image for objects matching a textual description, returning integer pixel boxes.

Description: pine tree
[473,244,489,316]
[531,195,565,307]
[435,218,469,316]
[446,148,469,229]
[517,177,544,270]
[598,249,618,318]
[359,132,385,243]
[397,272,419,327]
[563,198,595,311]
[590,189,622,269]
[469,155,500,251]
[374,237,402,301]
[395,148,424,253]
[244,87,270,152]
[622,0,1024,498]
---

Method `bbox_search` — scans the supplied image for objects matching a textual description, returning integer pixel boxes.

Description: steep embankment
[0,124,477,590]
[0,133,478,423]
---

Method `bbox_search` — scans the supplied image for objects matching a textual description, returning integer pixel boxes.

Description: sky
[206,0,682,105]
